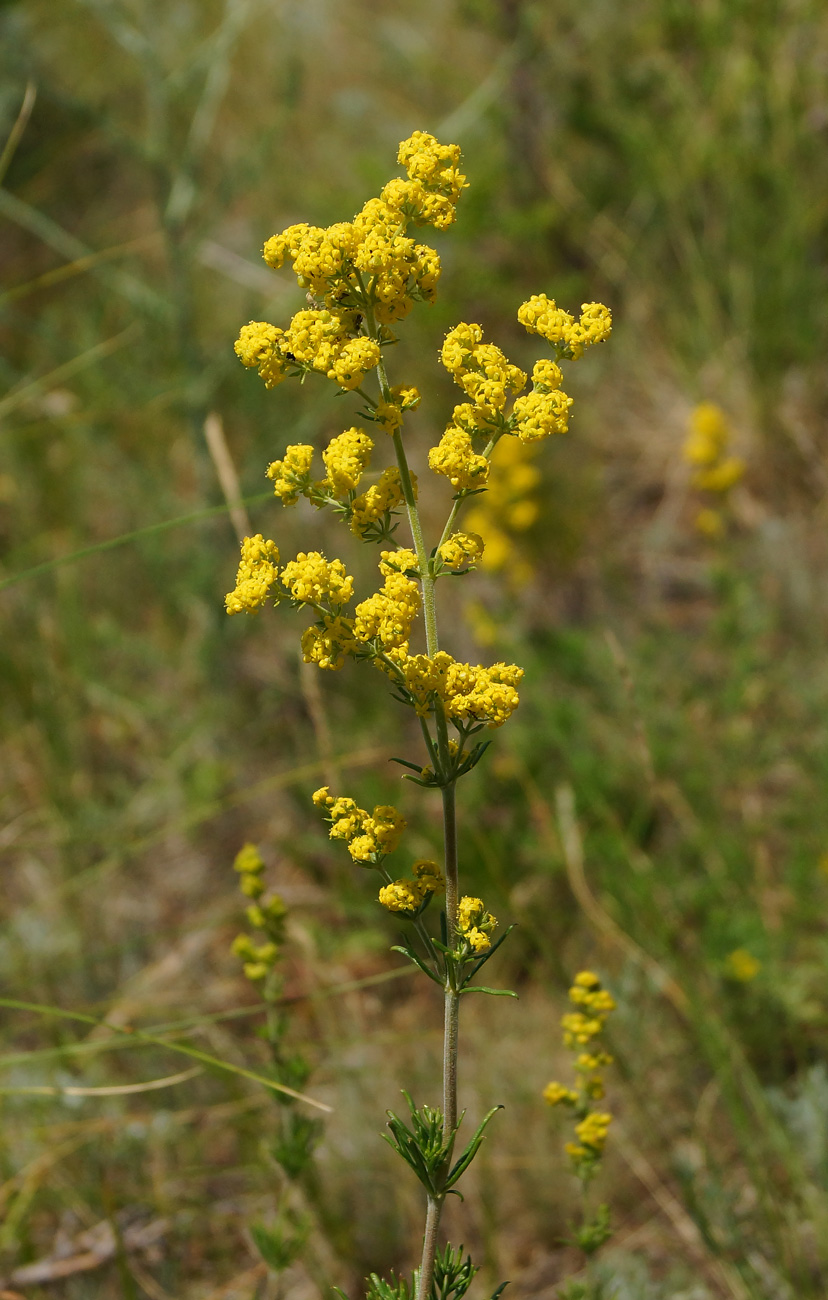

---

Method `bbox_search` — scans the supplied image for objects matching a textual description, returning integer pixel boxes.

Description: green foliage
[250,1212,309,1273]
[4,0,828,1294]
[384,1093,502,1198]
[573,1203,612,1257]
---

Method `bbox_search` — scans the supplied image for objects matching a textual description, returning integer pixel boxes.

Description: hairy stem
[416,779,460,1300]
[417,1195,443,1300]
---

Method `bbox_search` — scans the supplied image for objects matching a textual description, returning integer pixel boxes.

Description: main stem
[416,779,459,1300]
[369,320,459,1300]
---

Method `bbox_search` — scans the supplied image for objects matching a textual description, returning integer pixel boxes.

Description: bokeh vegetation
[3,1,828,1297]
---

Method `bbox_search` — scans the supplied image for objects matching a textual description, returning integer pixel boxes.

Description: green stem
[416,779,460,1300]
[417,1195,443,1300]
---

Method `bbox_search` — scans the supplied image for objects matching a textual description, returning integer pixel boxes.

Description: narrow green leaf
[460,986,518,998]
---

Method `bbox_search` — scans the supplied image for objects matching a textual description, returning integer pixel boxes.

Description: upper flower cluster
[234,132,466,400]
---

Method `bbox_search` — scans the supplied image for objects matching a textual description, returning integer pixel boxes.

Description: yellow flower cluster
[429,300,608,501]
[354,571,421,650]
[396,131,466,202]
[234,321,289,389]
[511,387,574,442]
[682,402,745,537]
[428,424,490,492]
[464,437,540,581]
[544,971,616,1177]
[237,310,381,392]
[375,385,421,435]
[313,787,406,864]
[225,535,280,615]
[301,615,356,671]
[252,132,462,346]
[456,895,497,953]
[517,297,612,359]
[378,859,444,915]
[267,444,315,504]
[322,427,374,497]
[440,323,527,419]
[725,948,761,982]
[569,1111,612,1159]
[379,548,419,577]
[280,552,354,607]
[350,466,407,537]
[383,649,524,727]
[437,532,485,571]
[230,843,288,981]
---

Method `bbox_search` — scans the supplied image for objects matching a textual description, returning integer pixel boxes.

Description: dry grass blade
[0,81,37,188]
[0,1065,202,1098]
[204,412,251,542]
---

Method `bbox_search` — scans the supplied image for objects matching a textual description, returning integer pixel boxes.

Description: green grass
[3,1,828,1296]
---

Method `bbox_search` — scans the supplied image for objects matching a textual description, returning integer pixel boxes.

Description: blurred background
[3,0,828,1296]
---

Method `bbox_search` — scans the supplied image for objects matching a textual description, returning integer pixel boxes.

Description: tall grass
[2,0,828,1295]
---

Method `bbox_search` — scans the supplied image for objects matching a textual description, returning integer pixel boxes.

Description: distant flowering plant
[682,401,745,538]
[227,130,611,1300]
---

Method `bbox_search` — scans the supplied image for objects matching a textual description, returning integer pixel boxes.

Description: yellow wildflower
[518,296,612,358]
[381,649,523,727]
[456,895,497,952]
[512,387,573,440]
[725,948,761,982]
[428,426,489,492]
[301,615,356,670]
[350,466,407,536]
[574,1111,612,1153]
[379,879,424,914]
[412,859,444,894]
[543,1081,578,1107]
[280,552,354,607]
[683,402,729,466]
[225,534,280,615]
[267,444,315,504]
[233,844,264,874]
[438,532,485,571]
[693,456,745,494]
[322,427,374,496]
[327,337,381,390]
[354,572,421,649]
[375,398,404,433]
[234,321,289,389]
[397,131,466,201]
[379,548,419,577]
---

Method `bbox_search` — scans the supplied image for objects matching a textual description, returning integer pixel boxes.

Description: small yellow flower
[322,428,374,496]
[378,879,423,914]
[438,532,485,571]
[225,535,280,616]
[725,948,761,982]
[543,1081,578,1107]
[233,843,264,874]
[695,507,724,538]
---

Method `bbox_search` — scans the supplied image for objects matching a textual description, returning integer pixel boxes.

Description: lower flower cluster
[383,647,524,728]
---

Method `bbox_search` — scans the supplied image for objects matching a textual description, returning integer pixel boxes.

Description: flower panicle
[544,971,616,1180]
